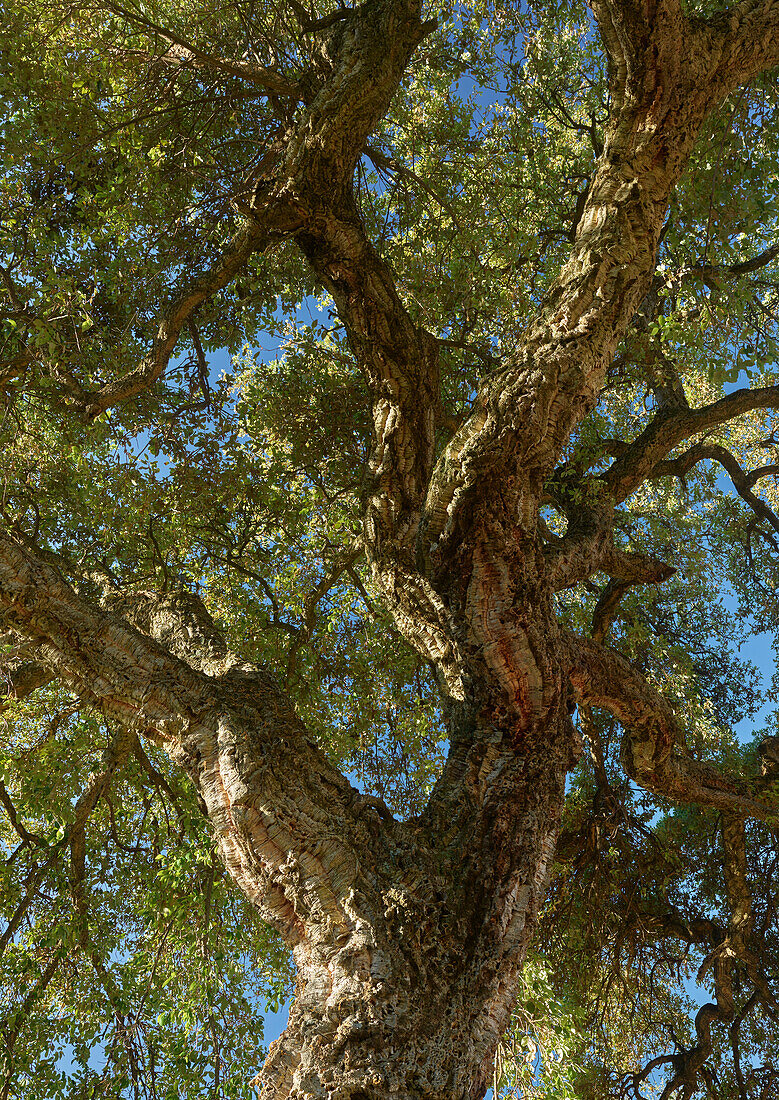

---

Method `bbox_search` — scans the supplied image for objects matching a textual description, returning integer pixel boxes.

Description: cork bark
[3,1,779,1098]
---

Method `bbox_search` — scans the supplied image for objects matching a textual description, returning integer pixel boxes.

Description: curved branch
[296,200,442,556]
[545,503,675,591]
[0,529,414,942]
[278,0,443,564]
[0,777,45,848]
[83,218,280,419]
[658,443,779,535]
[61,0,435,431]
[564,633,779,824]
[696,241,779,280]
[604,385,779,503]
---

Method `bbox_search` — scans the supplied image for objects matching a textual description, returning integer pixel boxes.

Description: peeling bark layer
[0,533,568,1100]
[3,0,779,1097]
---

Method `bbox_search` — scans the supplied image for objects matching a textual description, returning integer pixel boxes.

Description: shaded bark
[3,1,779,1097]
[0,532,569,1099]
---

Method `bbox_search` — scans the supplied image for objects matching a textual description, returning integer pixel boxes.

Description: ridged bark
[3,1,779,1098]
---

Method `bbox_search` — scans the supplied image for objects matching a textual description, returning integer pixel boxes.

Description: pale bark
[0,532,566,1099]
[3,1,779,1097]
[565,633,779,823]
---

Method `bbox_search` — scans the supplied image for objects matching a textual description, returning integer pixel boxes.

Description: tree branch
[544,503,675,591]
[253,0,465,681]
[0,727,132,962]
[604,385,779,503]
[565,633,779,824]
[79,0,444,584]
[277,0,444,566]
[67,725,144,1091]
[295,199,442,558]
[702,0,779,97]
[591,579,631,643]
[695,241,779,280]
[651,813,776,1098]
[99,586,241,676]
[690,444,779,534]
[0,953,61,1100]
[82,219,281,419]
[0,778,45,848]
[0,529,420,942]
[418,0,779,565]
[0,659,53,707]
[103,1,301,97]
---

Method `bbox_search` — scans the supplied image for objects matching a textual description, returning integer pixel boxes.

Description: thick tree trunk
[256,713,568,1100]
[3,3,779,1098]
[0,534,568,1099]
[251,517,573,1099]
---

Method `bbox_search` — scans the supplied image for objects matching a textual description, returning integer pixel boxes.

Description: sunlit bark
[2,0,779,1097]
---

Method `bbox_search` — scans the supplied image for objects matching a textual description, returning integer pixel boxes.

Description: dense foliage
[1,1,779,1097]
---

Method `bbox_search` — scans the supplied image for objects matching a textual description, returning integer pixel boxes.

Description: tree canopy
[2,1,779,1098]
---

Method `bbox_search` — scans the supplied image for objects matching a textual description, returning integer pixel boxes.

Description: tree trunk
[251,519,573,1099]
[3,2,779,1097]
[0,536,569,1098]
[256,713,568,1100]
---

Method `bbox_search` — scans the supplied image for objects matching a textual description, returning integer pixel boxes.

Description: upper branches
[537,387,779,597]
[418,0,779,569]
[603,384,779,503]
[31,0,444,576]
[102,1,302,97]
[82,219,278,419]
[2,0,433,395]
[593,0,779,112]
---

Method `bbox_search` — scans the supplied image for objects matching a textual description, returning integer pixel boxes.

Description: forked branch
[604,385,779,503]
[420,0,779,563]
[545,502,675,591]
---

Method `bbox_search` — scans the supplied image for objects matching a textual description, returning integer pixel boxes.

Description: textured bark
[0,534,567,1100]
[0,656,53,707]
[565,634,779,823]
[4,1,779,1098]
[66,0,433,422]
[255,710,566,1100]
